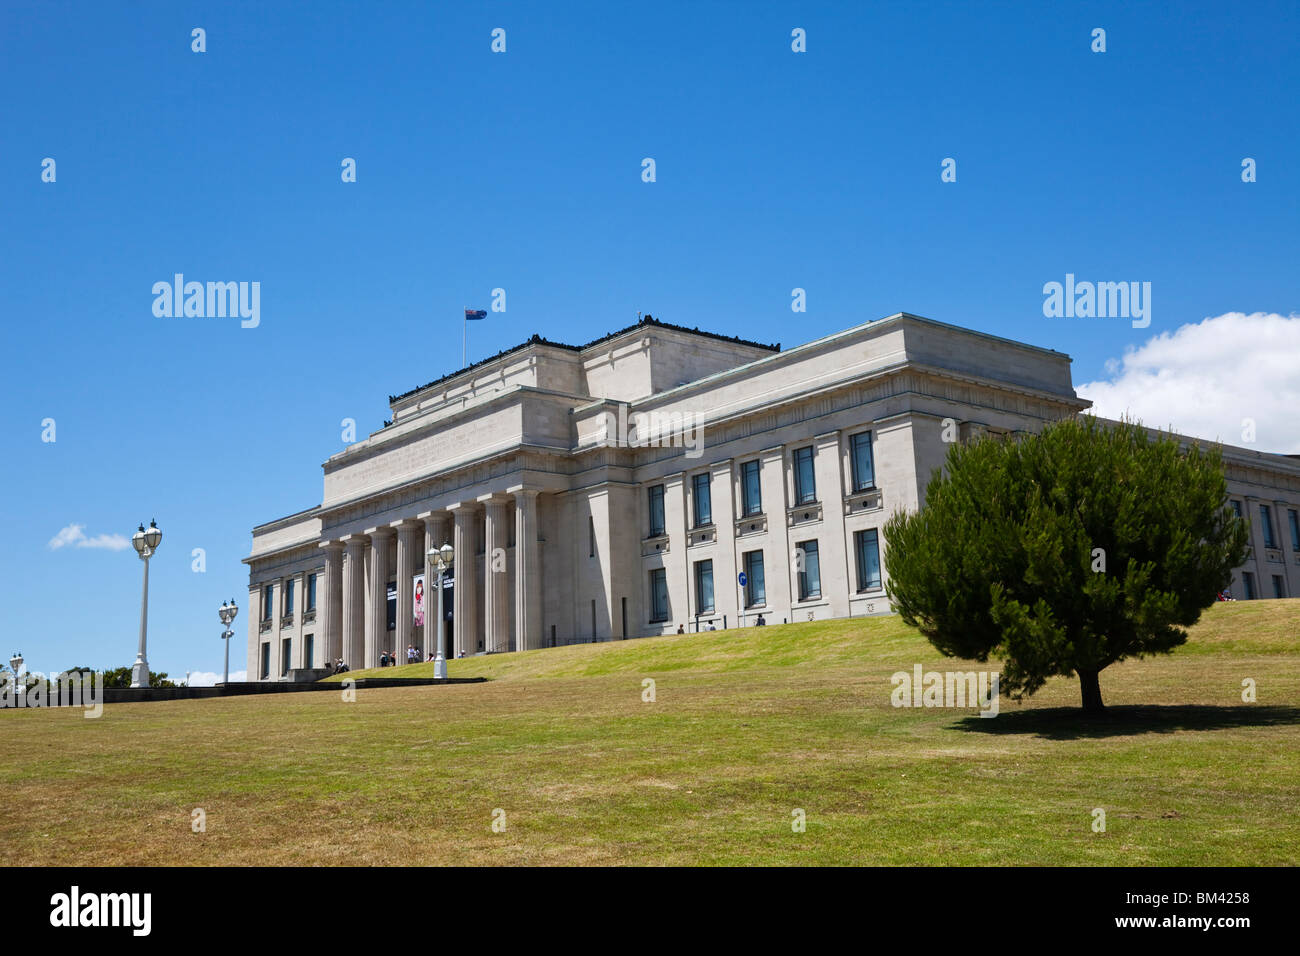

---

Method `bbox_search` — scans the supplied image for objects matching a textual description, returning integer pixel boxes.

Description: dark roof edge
[388,315,781,405]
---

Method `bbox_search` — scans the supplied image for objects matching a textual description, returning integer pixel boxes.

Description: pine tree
[883,416,1249,713]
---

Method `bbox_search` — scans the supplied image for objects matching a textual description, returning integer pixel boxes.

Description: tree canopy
[883,416,1249,712]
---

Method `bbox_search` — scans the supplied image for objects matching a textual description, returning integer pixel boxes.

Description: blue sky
[2,1,1297,681]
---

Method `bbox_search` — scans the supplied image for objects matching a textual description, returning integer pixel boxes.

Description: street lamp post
[426,542,454,680]
[8,652,23,699]
[130,519,162,688]
[218,599,239,685]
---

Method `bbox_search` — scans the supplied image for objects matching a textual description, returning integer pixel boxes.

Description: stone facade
[243,313,1300,679]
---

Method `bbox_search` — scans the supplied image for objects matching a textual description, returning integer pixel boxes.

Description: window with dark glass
[743,550,766,607]
[306,573,317,611]
[855,529,882,591]
[1289,509,1300,551]
[850,432,875,493]
[1231,500,1243,518]
[793,447,816,505]
[1261,504,1277,549]
[695,559,715,613]
[649,568,669,622]
[281,639,291,676]
[260,643,270,679]
[262,585,274,622]
[741,460,762,517]
[692,472,712,527]
[1243,572,1257,600]
[1273,575,1286,599]
[284,578,295,617]
[648,485,666,537]
[796,540,821,600]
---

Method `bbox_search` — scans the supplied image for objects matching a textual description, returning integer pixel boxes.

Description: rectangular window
[649,568,669,623]
[304,634,314,669]
[260,643,270,679]
[648,484,666,537]
[796,540,821,601]
[1290,509,1300,551]
[741,460,762,517]
[1261,505,1277,549]
[850,432,875,493]
[281,638,291,677]
[1243,572,1257,600]
[695,559,715,613]
[306,573,317,611]
[262,585,274,622]
[1230,499,1243,518]
[793,447,817,505]
[855,529,882,591]
[589,516,595,558]
[743,550,766,607]
[284,578,295,617]
[1273,575,1286,599]
[692,473,712,527]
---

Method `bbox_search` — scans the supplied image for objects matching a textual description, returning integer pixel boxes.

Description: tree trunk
[1078,669,1105,713]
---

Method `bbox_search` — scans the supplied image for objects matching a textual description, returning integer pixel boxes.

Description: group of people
[674,619,728,635]
[379,645,423,667]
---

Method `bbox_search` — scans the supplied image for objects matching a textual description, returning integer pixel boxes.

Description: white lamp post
[426,542,454,680]
[130,519,162,688]
[8,652,23,698]
[218,599,239,685]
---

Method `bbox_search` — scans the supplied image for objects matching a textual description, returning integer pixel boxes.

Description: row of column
[317,487,542,669]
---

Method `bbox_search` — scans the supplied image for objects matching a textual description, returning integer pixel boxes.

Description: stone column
[420,511,451,660]
[320,542,344,666]
[341,535,367,670]
[366,527,393,668]
[449,502,479,658]
[512,488,541,651]
[246,584,261,681]
[392,520,418,664]
[479,494,510,654]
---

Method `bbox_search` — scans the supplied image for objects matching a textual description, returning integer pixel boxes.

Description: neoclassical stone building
[243,313,1300,680]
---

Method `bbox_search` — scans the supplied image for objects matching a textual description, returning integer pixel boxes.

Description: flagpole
[463,313,467,369]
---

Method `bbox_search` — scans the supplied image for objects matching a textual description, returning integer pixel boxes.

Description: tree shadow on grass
[953,705,1300,740]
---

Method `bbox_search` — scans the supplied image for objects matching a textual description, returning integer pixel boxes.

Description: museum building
[243,313,1300,680]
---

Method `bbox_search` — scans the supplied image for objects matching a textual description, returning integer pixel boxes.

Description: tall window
[1243,572,1257,600]
[1230,500,1243,518]
[304,634,314,668]
[695,559,715,613]
[649,568,669,622]
[850,432,875,493]
[1261,505,1277,549]
[1289,509,1300,551]
[855,529,882,591]
[1273,575,1287,599]
[260,643,270,679]
[793,447,816,505]
[648,484,666,537]
[741,460,762,517]
[306,573,317,611]
[692,472,712,527]
[589,516,595,557]
[262,585,274,622]
[796,540,821,601]
[743,550,766,607]
[284,579,295,617]
[281,638,291,677]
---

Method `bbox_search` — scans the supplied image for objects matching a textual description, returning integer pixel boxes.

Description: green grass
[4,601,1297,865]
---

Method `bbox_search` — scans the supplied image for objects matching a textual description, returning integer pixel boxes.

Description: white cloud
[186,670,247,686]
[1077,312,1300,454]
[47,524,130,551]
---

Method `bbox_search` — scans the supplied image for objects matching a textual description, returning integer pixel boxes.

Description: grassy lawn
[3,601,1297,865]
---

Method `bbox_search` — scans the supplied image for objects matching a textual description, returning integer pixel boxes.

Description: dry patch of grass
[3,602,1296,865]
